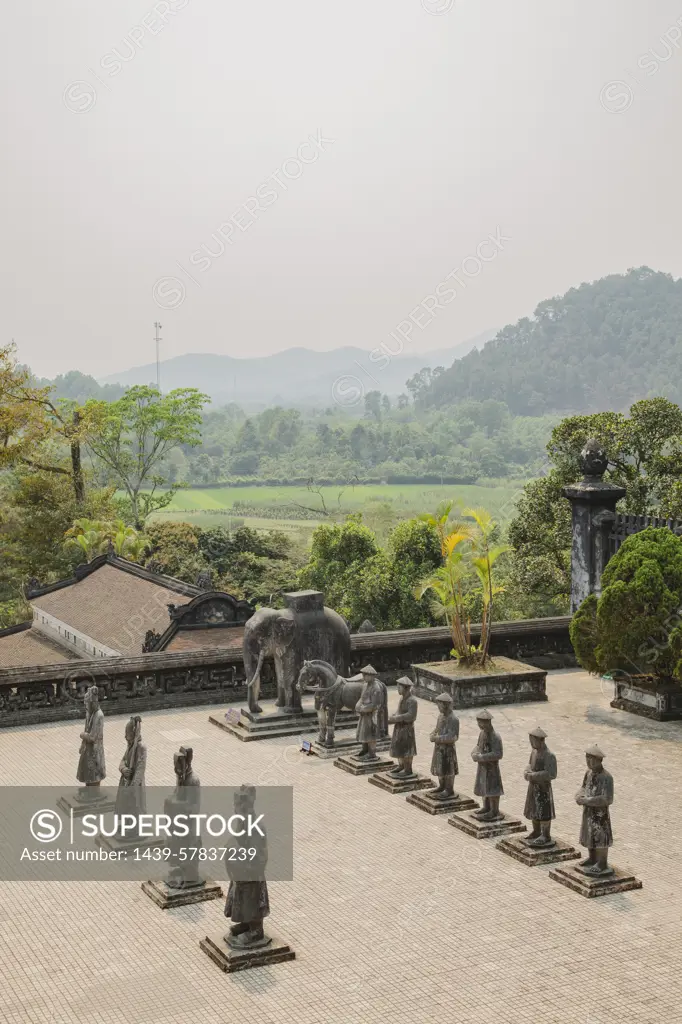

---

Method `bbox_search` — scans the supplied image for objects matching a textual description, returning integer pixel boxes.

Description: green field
[150,481,526,532]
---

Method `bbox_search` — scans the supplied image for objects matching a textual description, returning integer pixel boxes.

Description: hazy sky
[3,1,682,378]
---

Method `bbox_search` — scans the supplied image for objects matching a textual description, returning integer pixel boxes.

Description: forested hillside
[418,268,682,414]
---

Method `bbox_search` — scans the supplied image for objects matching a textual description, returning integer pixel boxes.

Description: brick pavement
[0,669,680,1024]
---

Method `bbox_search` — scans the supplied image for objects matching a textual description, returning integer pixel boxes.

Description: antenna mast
[154,322,162,391]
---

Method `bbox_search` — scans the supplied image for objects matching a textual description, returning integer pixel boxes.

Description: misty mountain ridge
[418,268,682,415]
[100,331,495,407]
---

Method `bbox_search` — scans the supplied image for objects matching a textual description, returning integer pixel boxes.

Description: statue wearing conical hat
[471,709,504,822]
[428,693,460,800]
[354,665,385,761]
[575,745,614,877]
[522,727,557,848]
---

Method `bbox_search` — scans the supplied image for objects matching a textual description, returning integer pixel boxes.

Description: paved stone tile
[0,670,680,1022]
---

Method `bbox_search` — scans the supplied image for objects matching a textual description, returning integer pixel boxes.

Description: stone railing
[0,616,572,728]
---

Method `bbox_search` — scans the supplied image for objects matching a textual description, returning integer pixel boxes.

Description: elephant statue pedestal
[209,591,358,742]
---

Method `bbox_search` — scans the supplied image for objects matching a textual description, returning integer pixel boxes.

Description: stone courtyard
[0,669,679,1024]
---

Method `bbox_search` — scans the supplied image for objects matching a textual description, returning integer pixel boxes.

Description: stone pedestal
[57,790,116,818]
[448,809,526,840]
[368,771,432,795]
[311,736,390,759]
[611,676,682,721]
[209,702,358,742]
[142,879,223,909]
[334,754,395,776]
[549,863,642,898]
[496,834,580,867]
[412,656,547,709]
[200,931,295,973]
[406,789,478,815]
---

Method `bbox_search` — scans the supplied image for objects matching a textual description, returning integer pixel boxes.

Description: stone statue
[77,685,106,795]
[224,785,271,949]
[575,745,614,877]
[142,630,161,653]
[387,677,418,778]
[522,727,557,848]
[428,693,459,799]
[354,665,388,761]
[114,715,146,836]
[580,438,608,479]
[357,619,376,633]
[165,747,204,890]
[296,660,387,748]
[471,709,504,821]
[196,569,213,591]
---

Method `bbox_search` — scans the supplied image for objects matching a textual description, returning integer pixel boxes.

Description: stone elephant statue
[242,591,350,715]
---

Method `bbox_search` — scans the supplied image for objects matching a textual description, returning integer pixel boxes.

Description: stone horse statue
[296,659,389,748]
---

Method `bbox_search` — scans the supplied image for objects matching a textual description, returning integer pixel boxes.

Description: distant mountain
[419,268,682,415]
[100,331,496,408]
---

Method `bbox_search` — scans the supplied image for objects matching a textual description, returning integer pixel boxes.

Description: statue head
[580,438,608,479]
[174,745,194,782]
[234,783,256,813]
[435,692,453,714]
[125,715,142,744]
[396,676,413,695]
[476,708,493,731]
[529,726,547,751]
[585,744,605,771]
[84,685,99,712]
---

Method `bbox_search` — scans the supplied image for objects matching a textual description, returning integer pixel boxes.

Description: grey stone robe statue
[224,785,271,950]
[114,715,147,834]
[388,677,418,777]
[471,710,504,822]
[77,685,106,786]
[354,665,385,759]
[165,747,203,890]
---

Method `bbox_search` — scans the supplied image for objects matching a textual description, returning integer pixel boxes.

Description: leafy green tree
[570,528,682,681]
[64,518,150,562]
[85,385,209,527]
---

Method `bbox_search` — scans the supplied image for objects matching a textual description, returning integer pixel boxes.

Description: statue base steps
[368,771,433,795]
[406,790,478,815]
[311,737,390,759]
[448,809,527,840]
[200,931,295,973]
[549,863,642,898]
[334,754,395,776]
[209,703,358,742]
[142,879,223,909]
[57,791,116,819]
[496,834,580,867]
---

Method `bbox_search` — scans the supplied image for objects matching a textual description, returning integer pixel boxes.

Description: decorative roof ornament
[579,438,608,480]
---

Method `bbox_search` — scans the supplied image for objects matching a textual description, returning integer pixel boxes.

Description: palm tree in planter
[411,503,548,707]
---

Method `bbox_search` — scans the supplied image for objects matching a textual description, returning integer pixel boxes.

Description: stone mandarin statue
[522,727,557,848]
[575,745,614,876]
[429,693,460,799]
[354,665,386,761]
[224,785,271,950]
[114,715,147,835]
[387,677,418,779]
[471,710,504,821]
[165,746,204,890]
[77,685,106,795]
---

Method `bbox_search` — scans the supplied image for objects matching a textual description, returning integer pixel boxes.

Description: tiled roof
[164,626,246,654]
[31,562,194,655]
[0,625,79,669]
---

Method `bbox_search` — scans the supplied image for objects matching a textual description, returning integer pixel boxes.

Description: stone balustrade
[0,616,572,728]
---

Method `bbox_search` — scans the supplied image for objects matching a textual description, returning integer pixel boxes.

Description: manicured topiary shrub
[570,527,682,680]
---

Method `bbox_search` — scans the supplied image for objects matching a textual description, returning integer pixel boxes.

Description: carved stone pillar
[562,440,626,612]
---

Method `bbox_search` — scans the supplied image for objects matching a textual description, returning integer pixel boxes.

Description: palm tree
[415,503,508,667]
[63,518,105,562]
[464,507,510,663]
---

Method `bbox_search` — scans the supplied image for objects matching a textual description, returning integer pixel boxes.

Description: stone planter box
[611,676,682,721]
[412,656,547,708]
